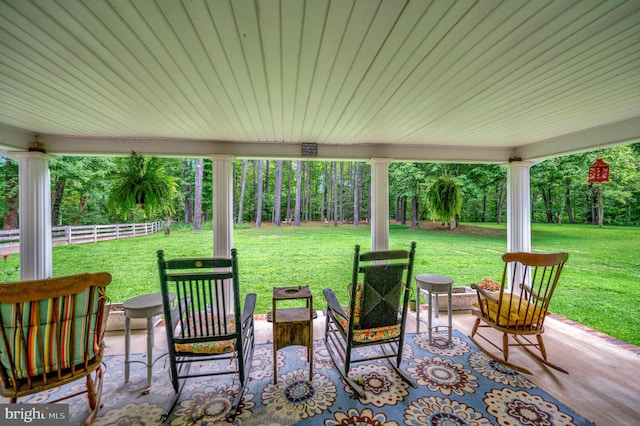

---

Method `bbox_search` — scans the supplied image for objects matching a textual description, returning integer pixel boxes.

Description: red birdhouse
[588,158,610,182]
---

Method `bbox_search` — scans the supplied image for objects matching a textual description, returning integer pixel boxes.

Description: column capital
[9,150,55,160]
[505,159,536,169]
[210,154,235,162]
[367,157,392,165]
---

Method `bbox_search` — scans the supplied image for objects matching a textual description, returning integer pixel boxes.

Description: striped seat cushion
[0,287,103,380]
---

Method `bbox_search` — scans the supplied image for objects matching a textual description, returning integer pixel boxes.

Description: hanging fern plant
[426,177,462,229]
[108,151,177,219]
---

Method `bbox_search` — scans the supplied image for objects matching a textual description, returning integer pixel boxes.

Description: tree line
[1,143,639,230]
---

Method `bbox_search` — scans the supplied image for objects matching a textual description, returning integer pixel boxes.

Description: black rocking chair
[157,249,256,421]
[323,242,416,398]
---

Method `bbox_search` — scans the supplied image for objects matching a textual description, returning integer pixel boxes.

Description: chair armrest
[241,293,257,325]
[471,284,499,303]
[323,288,347,320]
[470,284,500,316]
[98,303,110,344]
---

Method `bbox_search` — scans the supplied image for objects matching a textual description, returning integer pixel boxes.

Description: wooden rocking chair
[470,252,569,375]
[0,272,112,425]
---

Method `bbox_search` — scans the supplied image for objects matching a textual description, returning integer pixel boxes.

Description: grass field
[17,221,639,346]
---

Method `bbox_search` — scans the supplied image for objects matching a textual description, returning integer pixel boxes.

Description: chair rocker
[323,242,416,398]
[157,249,256,422]
[470,251,569,375]
[0,272,112,425]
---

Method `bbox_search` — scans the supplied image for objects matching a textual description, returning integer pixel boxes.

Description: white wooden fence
[0,221,164,249]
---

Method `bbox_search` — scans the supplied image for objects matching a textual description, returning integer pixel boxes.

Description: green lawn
[42,222,640,346]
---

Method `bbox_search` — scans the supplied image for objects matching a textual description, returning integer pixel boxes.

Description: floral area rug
[3,331,593,425]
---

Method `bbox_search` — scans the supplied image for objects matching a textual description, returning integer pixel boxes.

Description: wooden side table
[270,286,314,384]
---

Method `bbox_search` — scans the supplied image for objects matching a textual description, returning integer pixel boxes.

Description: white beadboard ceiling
[0,0,639,163]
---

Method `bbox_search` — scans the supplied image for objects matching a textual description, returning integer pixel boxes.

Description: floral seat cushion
[174,313,237,355]
[338,282,401,343]
[338,310,401,343]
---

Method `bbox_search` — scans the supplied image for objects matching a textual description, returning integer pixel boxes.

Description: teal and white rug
[3,331,594,425]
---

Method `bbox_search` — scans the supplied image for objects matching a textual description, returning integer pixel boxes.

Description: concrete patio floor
[104,309,640,426]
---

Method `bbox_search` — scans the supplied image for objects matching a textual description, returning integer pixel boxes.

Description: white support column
[212,155,235,257]
[506,160,534,292]
[369,159,390,251]
[211,155,235,312]
[506,161,533,253]
[16,151,53,280]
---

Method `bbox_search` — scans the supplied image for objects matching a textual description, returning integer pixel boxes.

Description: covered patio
[1,1,639,423]
[106,309,640,425]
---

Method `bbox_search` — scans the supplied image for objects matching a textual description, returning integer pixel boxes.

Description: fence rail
[0,221,163,250]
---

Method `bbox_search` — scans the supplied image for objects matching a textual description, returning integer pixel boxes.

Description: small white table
[415,274,453,345]
[123,293,175,388]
